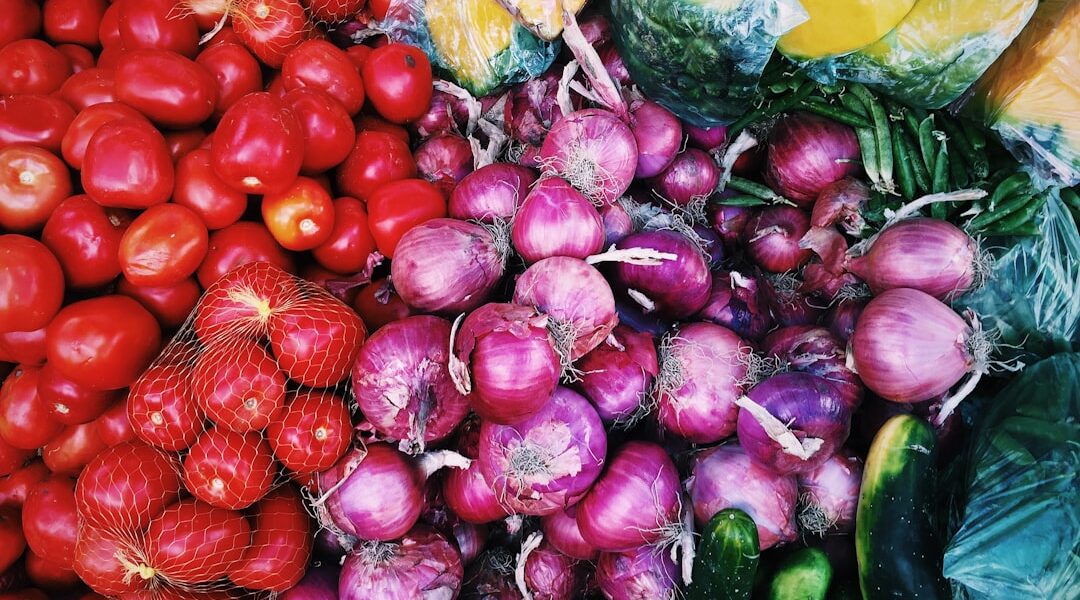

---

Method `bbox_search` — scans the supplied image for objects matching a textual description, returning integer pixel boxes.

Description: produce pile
[0,0,1077,599]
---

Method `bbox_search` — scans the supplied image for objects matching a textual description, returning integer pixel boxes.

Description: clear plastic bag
[942,352,1080,599]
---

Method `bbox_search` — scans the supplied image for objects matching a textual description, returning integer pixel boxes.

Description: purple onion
[797,450,862,534]
[280,562,339,599]
[685,123,727,151]
[810,177,869,235]
[611,230,712,319]
[415,133,474,195]
[463,549,521,599]
[762,325,863,410]
[513,257,617,360]
[824,297,867,342]
[413,90,469,138]
[599,201,634,245]
[651,148,719,206]
[710,203,752,251]
[521,538,587,600]
[443,418,509,525]
[696,271,774,341]
[615,295,675,337]
[451,520,488,566]
[745,206,813,273]
[629,99,682,179]
[596,545,679,600]
[539,109,637,205]
[576,13,612,46]
[599,44,631,87]
[576,325,658,426]
[693,223,725,269]
[511,177,605,263]
[763,272,825,327]
[764,112,862,206]
[339,525,463,600]
[505,70,567,147]
[518,144,543,168]
[449,163,538,223]
[541,506,598,560]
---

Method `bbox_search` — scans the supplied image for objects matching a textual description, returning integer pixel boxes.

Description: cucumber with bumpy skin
[687,508,759,600]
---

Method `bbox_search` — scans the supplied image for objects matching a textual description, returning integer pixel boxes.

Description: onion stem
[586,246,678,266]
[515,531,544,600]
[734,395,824,460]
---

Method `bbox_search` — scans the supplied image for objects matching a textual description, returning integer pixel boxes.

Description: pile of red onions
[539,108,637,205]
[696,270,773,341]
[511,177,605,263]
[449,163,538,223]
[442,418,508,525]
[611,230,712,319]
[651,148,719,206]
[338,525,463,600]
[744,206,813,273]
[762,325,863,410]
[596,545,679,600]
[415,132,474,196]
[576,325,658,426]
[517,535,588,600]
[764,112,861,205]
[629,99,682,179]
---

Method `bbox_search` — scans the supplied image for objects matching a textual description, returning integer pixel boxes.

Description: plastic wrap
[608,0,808,127]
[777,0,916,61]
[376,0,559,97]
[942,352,1080,599]
[496,0,589,41]
[968,0,1080,187]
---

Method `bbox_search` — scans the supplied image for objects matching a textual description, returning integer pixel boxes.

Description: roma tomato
[73,526,147,597]
[45,295,162,391]
[41,195,130,290]
[205,24,245,47]
[119,204,209,287]
[144,499,250,584]
[24,550,80,591]
[0,328,47,366]
[191,339,285,432]
[94,45,125,69]
[37,362,121,425]
[93,399,136,447]
[0,0,40,48]
[0,437,32,479]
[355,113,410,145]
[81,120,174,210]
[232,0,310,69]
[362,43,433,124]
[0,146,71,232]
[304,0,365,22]
[117,0,200,57]
[197,221,296,288]
[227,485,311,591]
[0,40,71,95]
[97,0,122,48]
[164,129,207,162]
[75,442,182,532]
[312,197,376,274]
[0,94,75,154]
[58,68,118,112]
[193,260,299,341]
[335,130,416,201]
[43,0,108,47]
[352,278,413,331]
[22,476,78,568]
[115,49,218,129]
[182,428,274,509]
[195,42,263,119]
[41,422,108,476]
[211,92,304,194]
[0,509,23,574]
[174,148,247,230]
[281,39,364,115]
[0,460,48,507]
[267,296,365,387]
[127,363,203,452]
[366,178,447,258]
[117,276,202,329]
[261,176,335,251]
[0,366,63,450]
[61,102,149,170]
[0,236,64,334]
[55,44,95,72]
[266,390,351,475]
[281,87,355,174]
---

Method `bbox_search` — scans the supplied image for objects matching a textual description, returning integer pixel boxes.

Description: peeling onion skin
[595,544,679,600]
[338,525,463,600]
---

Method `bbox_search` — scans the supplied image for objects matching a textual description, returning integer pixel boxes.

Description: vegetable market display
[0,1,1077,600]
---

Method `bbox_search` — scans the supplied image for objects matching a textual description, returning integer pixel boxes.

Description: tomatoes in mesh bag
[267,293,366,387]
[227,485,311,591]
[143,498,251,585]
[182,428,275,510]
[74,526,149,597]
[191,339,286,432]
[128,363,205,452]
[193,261,300,343]
[75,442,182,532]
[266,389,352,475]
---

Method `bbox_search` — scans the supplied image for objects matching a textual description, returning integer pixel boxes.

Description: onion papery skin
[413,90,469,139]
[696,271,774,341]
[541,506,599,560]
[462,549,521,599]
[539,109,637,206]
[391,218,505,316]
[449,163,537,223]
[686,444,798,550]
[845,218,978,301]
[745,206,813,273]
[595,544,679,600]
[513,257,617,360]
[629,99,682,179]
[685,123,727,151]
[523,540,586,600]
[455,303,560,425]
[651,148,719,206]
[321,444,424,541]
[576,325,658,426]
[764,112,861,206]
[611,230,712,319]
[797,450,862,534]
[850,287,974,403]
[810,177,869,234]
[656,323,750,444]
[443,418,509,525]
[824,297,866,342]
[575,441,681,552]
[511,177,605,263]
[280,562,339,600]
[600,201,634,245]
[352,316,471,454]
[762,325,863,410]
[478,387,606,516]
[338,525,463,600]
[415,133,474,196]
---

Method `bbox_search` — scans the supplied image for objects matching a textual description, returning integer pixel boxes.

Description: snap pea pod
[948,145,971,189]
[968,189,1035,231]
[796,98,872,129]
[901,131,932,194]
[902,110,922,143]
[988,173,1031,211]
[989,191,1050,234]
[891,126,917,199]
[850,84,893,192]
[1060,187,1080,212]
[726,176,786,203]
[838,92,869,118]
[728,81,816,135]
[959,118,988,151]
[940,117,989,180]
[917,116,937,178]
[994,221,1040,236]
[856,127,881,188]
[931,141,950,219]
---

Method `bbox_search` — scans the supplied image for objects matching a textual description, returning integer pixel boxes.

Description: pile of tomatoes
[0,0,447,597]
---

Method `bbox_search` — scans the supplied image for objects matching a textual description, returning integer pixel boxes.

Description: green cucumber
[687,508,759,600]
[767,547,833,600]
[856,414,949,600]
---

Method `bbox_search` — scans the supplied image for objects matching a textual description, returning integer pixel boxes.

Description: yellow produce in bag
[778,0,916,60]
[496,0,589,41]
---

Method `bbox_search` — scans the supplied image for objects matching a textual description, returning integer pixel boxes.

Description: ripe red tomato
[93,399,136,447]
[97,1,122,48]
[0,146,71,232]
[24,549,80,591]
[303,0,365,22]
[164,129,207,162]
[282,39,364,115]
[232,0,310,69]
[94,45,125,69]
[61,102,149,170]
[352,278,413,331]
[37,362,121,425]
[117,0,200,58]
[193,260,300,341]
[368,0,391,20]
[335,130,416,201]
[195,42,264,119]
[0,0,41,48]
[267,296,365,387]
[0,328,47,366]
[144,498,250,584]
[0,40,71,95]
[75,442,182,531]
[43,0,108,47]
[0,460,48,507]
[0,436,32,479]
[127,363,204,452]
[0,94,75,154]
[115,49,218,128]
[281,87,355,174]
[41,422,108,476]
[116,276,202,330]
[0,366,63,450]
[22,476,78,568]
[355,113,410,144]
[0,508,23,574]
[174,148,248,230]
[197,221,297,288]
[73,526,147,597]
[191,339,285,432]
[211,92,304,194]
[55,44,95,73]
[58,68,118,112]
[119,204,210,288]
[227,485,311,591]
[366,178,447,258]
[81,120,174,209]
[0,236,64,334]
[266,390,351,475]
[362,43,434,124]
[261,176,335,251]
[45,295,162,391]
[205,25,245,48]
[41,195,131,290]
[312,197,377,274]
[182,428,275,510]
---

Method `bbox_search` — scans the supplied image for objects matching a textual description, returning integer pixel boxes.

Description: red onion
[575,441,681,551]
[449,519,488,566]
[764,272,825,327]
[685,124,727,151]
[451,303,560,425]
[577,13,612,46]
[443,417,509,525]
[686,444,797,549]
[802,262,863,302]
[576,325,658,427]
[696,270,773,341]
[449,163,537,223]
[539,109,637,205]
[518,535,587,600]
[797,450,861,534]
[629,100,682,179]
[599,201,634,245]
[710,204,752,251]
[464,549,523,599]
[654,323,750,444]
[845,218,982,301]
[615,295,674,337]
[414,90,469,138]
[280,562,339,600]
[511,178,605,263]
[391,218,508,316]
[599,43,631,87]
[762,326,863,410]
[764,112,861,206]
[596,545,678,600]
[478,387,606,516]
[651,148,719,206]
[517,144,544,169]
[693,223,725,269]
[506,70,569,148]
[339,525,463,600]
[824,296,867,342]
[745,206,813,273]
[513,257,617,361]
[810,177,869,236]
[415,133,474,196]
[352,316,471,454]
[736,372,851,475]
[611,230,712,319]
[541,506,598,560]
